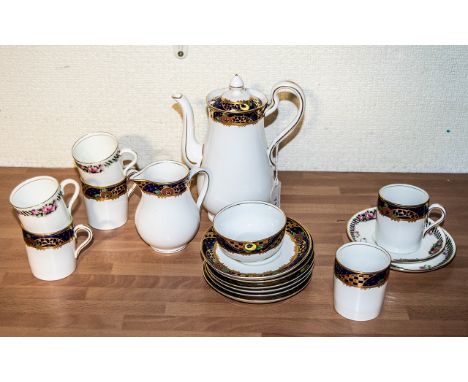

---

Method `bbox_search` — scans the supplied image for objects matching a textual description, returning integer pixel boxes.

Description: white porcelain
[23,224,93,281]
[72,132,138,230]
[129,160,210,253]
[334,242,391,321]
[83,189,130,230]
[172,74,305,220]
[213,201,286,263]
[201,218,313,281]
[347,208,447,263]
[72,132,138,186]
[375,184,446,254]
[390,227,456,273]
[9,176,80,234]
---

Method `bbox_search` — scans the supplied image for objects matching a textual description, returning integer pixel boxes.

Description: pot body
[198,119,273,217]
[134,190,201,253]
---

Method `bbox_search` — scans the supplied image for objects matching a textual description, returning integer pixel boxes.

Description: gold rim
[378,184,429,208]
[130,160,189,186]
[335,242,391,275]
[10,176,62,211]
[72,132,119,165]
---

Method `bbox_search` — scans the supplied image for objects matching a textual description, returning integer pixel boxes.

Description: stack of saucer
[200,202,314,303]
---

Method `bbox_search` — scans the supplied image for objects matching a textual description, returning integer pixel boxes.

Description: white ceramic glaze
[9,176,80,233]
[172,75,305,219]
[130,160,210,253]
[72,132,138,186]
[25,224,93,281]
[334,242,391,321]
[375,184,446,254]
[347,207,447,262]
[72,132,138,230]
[213,201,286,263]
[83,193,129,230]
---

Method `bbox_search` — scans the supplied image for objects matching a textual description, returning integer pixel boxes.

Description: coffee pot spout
[172,93,203,167]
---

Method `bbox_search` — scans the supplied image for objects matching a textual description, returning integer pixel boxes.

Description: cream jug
[172,75,305,220]
[129,160,210,253]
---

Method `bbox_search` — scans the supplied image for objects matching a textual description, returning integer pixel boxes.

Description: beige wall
[0,45,467,172]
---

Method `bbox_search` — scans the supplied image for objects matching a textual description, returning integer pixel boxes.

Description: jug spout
[172,93,203,167]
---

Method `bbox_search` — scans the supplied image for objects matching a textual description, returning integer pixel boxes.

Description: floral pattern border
[15,191,63,217]
[76,151,121,174]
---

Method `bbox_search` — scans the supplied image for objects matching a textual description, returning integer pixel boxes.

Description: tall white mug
[334,242,391,321]
[375,184,446,254]
[22,223,93,281]
[10,176,80,234]
[72,132,138,230]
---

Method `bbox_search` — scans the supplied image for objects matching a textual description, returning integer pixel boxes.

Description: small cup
[334,242,391,321]
[9,176,80,233]
[22,223,93,281]
[213,201,287,263]
[375,184,446,254]
[72,132,138,230]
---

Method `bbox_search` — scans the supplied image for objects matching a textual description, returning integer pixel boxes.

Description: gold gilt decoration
[81,179,127,201]
[334,260,389,289]
[208,96,266,126]
[215,227,286,256]
[377,196,428,222]
[22,224,75,250]
[132,175,189,198]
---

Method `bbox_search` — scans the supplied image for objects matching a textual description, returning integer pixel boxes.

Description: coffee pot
[172,75,305,220]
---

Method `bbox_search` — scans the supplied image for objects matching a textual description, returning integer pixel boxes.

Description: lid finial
[229,74,244,89]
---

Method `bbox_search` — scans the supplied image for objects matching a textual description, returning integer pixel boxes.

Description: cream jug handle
[189,167,211,211]
[73,224,93,259]
[265,81,306,167]
[60,179,80,215]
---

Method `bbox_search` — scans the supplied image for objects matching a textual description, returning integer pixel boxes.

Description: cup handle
[265,81,306,167]
[73,224,93,259]
[423,203,447,236]
[189,167,211,211]
[60,179,80,215]
[120,148,139,176]
[125,168,139,198]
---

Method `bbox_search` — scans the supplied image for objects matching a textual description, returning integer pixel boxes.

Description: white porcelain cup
[213,201,287,263]
[334,242,391,321]
[375,184,446,254]
[129,160,210,254]
[22,223,93,281]
[72,132,138,230]
[10,176,80,234]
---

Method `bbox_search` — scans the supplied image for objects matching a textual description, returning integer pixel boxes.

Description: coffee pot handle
[265,81,306,167]
[189,167,211,211]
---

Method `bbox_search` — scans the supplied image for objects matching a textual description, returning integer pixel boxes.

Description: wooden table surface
[1,168,467,336]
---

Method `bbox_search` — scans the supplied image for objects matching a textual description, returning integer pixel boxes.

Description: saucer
[389,227,456,273]
[205,258,314,293]
[200,217,313,281]
[203,263,312,304]
[347,207,446,263]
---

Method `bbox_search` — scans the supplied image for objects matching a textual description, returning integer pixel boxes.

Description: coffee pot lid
[207,75,267,113]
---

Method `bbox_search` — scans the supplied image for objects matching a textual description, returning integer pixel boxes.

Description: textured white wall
[0,45,467,172]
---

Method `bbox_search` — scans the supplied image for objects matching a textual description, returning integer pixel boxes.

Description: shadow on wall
[119,134,172,169]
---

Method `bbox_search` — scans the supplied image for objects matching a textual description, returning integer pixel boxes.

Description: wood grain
[1,168,467,336]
